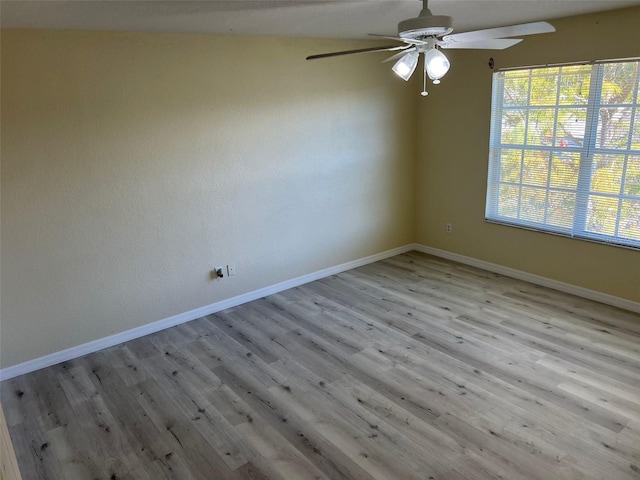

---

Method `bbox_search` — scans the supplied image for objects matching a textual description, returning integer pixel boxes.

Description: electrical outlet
[227,264,236,276]
[446,223,453,234]
[214,266,224,278]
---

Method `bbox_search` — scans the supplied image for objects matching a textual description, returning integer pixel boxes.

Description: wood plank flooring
[1,403,23,480]
[2,251,640,479]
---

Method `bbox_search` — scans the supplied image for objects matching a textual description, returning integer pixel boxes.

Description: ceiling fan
[306,0,556,96]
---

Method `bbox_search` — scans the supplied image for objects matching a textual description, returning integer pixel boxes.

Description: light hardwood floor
[2,252,640,479]
[1,403,23,480]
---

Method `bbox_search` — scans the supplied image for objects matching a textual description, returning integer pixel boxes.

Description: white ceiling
[2,0,640,39]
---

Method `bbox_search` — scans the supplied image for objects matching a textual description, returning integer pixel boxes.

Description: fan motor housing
[398,15,454,39]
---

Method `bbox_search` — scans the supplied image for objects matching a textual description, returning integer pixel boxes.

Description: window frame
[485,59,640,250]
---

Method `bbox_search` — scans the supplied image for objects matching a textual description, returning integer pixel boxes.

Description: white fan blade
[383,47,417,63]
[442,21,555,44]
[440,38,522,50]
[306,45,406,60]
[368,33,426,45]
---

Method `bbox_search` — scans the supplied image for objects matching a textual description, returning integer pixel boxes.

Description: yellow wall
[416,6,640,303]
[0,30,416,368]
[2,7,640,370]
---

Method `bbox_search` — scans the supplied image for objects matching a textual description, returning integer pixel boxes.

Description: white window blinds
[485,60,640,249]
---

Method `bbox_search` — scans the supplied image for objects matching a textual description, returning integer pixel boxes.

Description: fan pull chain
[421,59,429,97]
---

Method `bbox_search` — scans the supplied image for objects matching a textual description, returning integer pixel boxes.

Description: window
[486,60,640,249]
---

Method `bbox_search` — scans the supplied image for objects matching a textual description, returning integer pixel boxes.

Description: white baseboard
[412,244,640,314]
[0,244,414,381]
[3,243,637,381]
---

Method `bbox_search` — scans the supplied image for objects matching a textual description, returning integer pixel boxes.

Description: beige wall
[1,30,416,368]
[2,7,640,370]
[416,6,640,303]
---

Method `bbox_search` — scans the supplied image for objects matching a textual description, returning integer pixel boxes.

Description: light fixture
[424,48,450,84]
[392,51,419,81]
